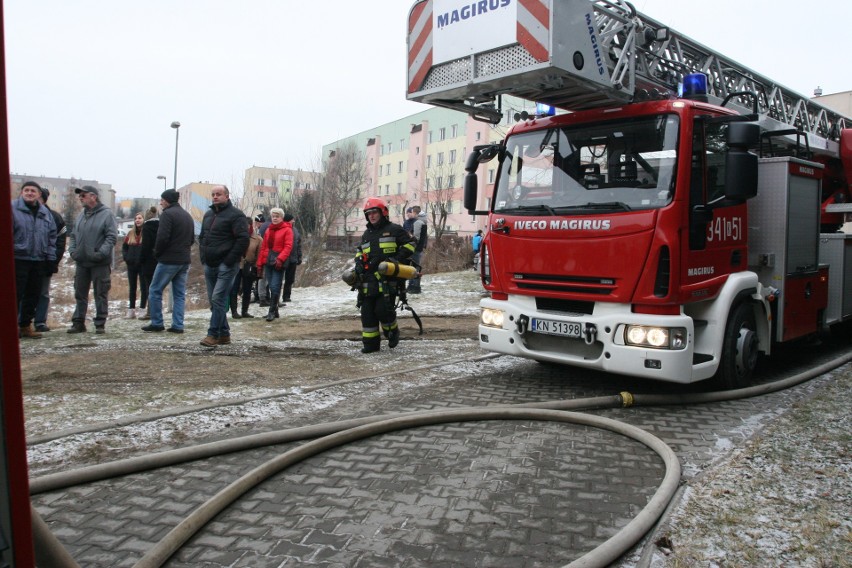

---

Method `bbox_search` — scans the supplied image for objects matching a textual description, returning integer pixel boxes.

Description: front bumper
[478,295,700,383]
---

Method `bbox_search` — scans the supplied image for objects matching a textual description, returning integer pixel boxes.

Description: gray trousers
[72,264,112,327]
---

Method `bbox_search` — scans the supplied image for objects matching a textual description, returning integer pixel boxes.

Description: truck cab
[466,98,805,386]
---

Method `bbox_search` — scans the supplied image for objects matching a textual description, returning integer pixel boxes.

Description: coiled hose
[31,351,852,568]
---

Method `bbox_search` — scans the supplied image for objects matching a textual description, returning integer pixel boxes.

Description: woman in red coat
[256,208,293,321]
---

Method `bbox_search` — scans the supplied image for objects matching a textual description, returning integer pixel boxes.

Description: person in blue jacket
[13,181,56,339]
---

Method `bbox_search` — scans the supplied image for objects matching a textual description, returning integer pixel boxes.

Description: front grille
[513,273,616,296]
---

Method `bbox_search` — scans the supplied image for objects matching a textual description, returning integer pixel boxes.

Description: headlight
[481,308,504,328]
[625,325,687,350]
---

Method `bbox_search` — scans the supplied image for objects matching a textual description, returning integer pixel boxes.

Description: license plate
[531,318,582,338]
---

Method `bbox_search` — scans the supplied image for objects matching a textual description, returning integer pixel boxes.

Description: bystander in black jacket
[199,199,249,267]
[155,201,195,264]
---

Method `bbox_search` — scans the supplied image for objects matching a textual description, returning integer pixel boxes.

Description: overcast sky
[5,0,850,199]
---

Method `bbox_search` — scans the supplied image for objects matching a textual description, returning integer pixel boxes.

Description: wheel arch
[686,272,772,374]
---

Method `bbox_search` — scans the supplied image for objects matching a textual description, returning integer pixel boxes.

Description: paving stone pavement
[31,345,847,567]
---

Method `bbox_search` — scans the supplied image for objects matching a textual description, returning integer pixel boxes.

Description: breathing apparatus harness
[345,246,423,335]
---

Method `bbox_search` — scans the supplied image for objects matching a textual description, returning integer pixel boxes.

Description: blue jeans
[205,262,239,337]
[408,251,423,290]
[149,263,189,330]
[265,266,285,306]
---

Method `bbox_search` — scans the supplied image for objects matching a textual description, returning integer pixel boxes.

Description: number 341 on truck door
[706,215,743,243]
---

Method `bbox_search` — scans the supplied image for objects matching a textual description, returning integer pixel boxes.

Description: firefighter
[354,197,416,353]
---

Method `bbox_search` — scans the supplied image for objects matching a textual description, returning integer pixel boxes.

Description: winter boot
[231,300,241,319]
[241,304,254,318]
[265,308,276,322]
[19,324,43,339]
[273,306,280,319]
[138,308,151,321]
[67,322,87,334]
[126,308,136,319]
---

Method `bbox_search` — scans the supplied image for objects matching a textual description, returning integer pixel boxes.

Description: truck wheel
[715,302,759,389]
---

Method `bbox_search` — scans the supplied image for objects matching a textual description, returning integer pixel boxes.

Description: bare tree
[420,159,462,241]
[61,180,83,230]
[300,141,366,277]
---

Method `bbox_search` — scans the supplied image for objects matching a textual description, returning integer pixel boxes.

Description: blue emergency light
[535,102,556,117]
[680,73,708,100]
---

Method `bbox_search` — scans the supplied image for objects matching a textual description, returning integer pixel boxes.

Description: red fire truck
[407,0,852,387]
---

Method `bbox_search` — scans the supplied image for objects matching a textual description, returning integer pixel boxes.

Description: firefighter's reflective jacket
[355,217,416,297]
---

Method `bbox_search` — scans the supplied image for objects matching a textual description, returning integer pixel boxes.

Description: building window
[449,149,457,164]
[451,124,458,138]
[385,184,390,194]
[388,142,393,152]
[436,176,443,189]
[398,161,404,173]
[400,139,405,150]
[488,169,495,183]
[439,127,446,141]
[386,164,391,175]
[397,182,402,194]
[427,155,432,168]
[475,131,481,141]
[415,146,420,155]
[428,131,433,143]
[414,169,418,178]
[448,174,455,188]
[437,152,444,165]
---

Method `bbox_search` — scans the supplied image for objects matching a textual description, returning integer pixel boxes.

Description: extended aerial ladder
[408,0,848,155]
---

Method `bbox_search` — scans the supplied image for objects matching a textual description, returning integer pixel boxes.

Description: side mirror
[725,122,760,201]
[464,173,479,212]
[464,144,501,214]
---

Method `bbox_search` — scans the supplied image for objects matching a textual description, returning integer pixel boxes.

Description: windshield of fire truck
[494,115,679,214]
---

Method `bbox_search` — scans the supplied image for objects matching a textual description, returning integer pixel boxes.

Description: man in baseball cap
[68,183,116,334]
[74,185,100,197]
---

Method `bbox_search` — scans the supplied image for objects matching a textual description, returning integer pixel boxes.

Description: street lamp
[170,121,181,190]
[157,175,167,190]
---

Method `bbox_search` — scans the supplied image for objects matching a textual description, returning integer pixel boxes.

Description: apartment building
[322,96,537,236]
[241,166,316,219]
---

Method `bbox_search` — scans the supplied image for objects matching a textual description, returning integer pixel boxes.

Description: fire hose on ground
[30,350,852,568]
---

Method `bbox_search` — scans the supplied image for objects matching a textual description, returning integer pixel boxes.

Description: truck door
[686,118,749,291]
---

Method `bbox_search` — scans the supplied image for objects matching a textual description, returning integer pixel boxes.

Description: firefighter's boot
[361,340,380,354]
[383,322,400,348]
[362,326,381,353]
